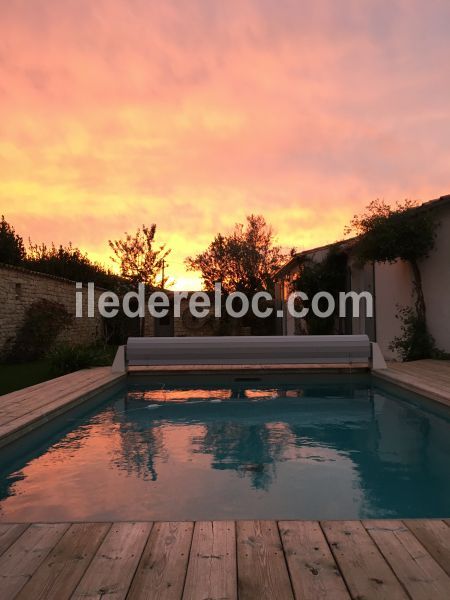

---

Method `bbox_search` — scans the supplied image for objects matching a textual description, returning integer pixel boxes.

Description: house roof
[274,193,450,280]
[412,193,450,213]
[275,238,357,279]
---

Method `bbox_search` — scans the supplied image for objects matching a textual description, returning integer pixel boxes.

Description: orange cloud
[1,1,450,289]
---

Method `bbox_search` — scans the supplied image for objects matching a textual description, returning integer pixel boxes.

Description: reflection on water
[1,380,450,521]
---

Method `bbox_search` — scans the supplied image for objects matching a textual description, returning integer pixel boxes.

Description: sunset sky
[1,1,449,289]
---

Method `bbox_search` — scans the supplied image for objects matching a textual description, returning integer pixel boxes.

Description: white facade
[373,260,414,358]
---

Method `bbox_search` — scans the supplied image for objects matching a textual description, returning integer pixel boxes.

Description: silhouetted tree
[109,224,171,287]
[0,215,25,265]
[186,215,291,293]
[27,241,120,288]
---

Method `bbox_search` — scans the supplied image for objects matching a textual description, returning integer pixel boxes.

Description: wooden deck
[0,519,448,599]
[374,359,450,408]
[0,367,125,449]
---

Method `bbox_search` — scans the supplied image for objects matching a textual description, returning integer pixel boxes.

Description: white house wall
[374,260,414,359]
[348,261,375,339]
[420,204,450,353]
[374,202,450,359]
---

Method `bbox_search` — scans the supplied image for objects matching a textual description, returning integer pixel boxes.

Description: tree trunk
[410,259,426,322]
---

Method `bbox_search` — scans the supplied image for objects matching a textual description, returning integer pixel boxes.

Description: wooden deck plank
[364,520,450,599]
[0,523,29,557]
[0,370,120,422]
[391,363,450,380]
[237,520,294,600]
[183,521,236,600]
[386,365,450,388]
[0,523,69,599]
[374,360,450,407]
[0,371,90,402]
[321,520,409,600]
[279,521,350,600]
[127,521,193,600]
[404,520,450,577]
[389,359,450,378]
[0,369,124,449]
[13,522,110,600]
[0,368,115,407]
[71,522,152,600]
[0,520,448,598]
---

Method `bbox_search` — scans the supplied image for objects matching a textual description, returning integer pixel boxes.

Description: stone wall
[0,263,105,356]
[0,265,243,353]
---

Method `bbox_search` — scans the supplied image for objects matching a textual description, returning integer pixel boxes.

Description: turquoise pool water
[1,375,449,521]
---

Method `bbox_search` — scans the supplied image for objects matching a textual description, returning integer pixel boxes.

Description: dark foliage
[26,242,122,289]
[347,199,437,265]
[0,215,26,265]
[294,249,348,334]
[389,306,437,361]
[48,343,116,375]
[109,224,171,287]
[186,215,292,294]
[5,298,72,363]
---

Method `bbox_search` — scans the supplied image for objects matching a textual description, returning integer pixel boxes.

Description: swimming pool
[1,374,449,521]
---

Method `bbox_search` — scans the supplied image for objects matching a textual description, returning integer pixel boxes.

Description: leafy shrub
[348,199,438,266]
[48,343,116,375]
[389,306,438,361]
[5,299,72,363]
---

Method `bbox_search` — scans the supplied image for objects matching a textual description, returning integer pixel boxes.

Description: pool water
[1,375,449,521]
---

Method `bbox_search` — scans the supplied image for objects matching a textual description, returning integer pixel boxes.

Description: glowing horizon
[1,1,450,290]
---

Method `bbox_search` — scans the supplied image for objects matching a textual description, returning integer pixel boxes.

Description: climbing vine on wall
[347,199,440,360]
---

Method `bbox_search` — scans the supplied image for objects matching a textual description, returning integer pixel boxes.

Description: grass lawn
[0,360,54,396]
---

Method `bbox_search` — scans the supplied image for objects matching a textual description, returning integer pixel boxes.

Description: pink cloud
[1,1,450,287]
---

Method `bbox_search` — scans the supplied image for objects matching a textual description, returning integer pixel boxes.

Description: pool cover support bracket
[112,345,126,373]
[371,342,387,370]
